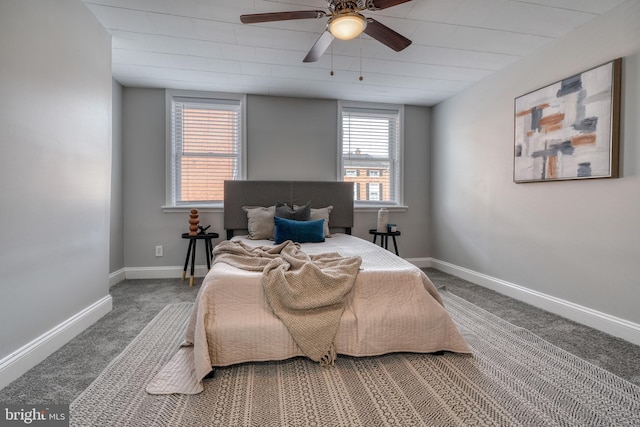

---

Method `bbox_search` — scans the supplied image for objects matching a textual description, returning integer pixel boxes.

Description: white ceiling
[82,0,625,106]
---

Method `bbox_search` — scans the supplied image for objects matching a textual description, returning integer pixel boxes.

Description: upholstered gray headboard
[224,180,354,239]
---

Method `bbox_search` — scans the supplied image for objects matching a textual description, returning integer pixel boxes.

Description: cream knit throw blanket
[212,240,362,365]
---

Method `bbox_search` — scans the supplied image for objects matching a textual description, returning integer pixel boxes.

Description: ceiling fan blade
[303,31,334,63]
[240,10,326,24]
[367,0,413,10]
[363,18,412,52]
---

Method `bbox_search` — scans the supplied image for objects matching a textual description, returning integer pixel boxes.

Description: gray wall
[110,80,124,275]
[431,0,640,324]
[0,1,112,359]
[121,91,431,271]
[247,96,338,180]
[122,89,194,271]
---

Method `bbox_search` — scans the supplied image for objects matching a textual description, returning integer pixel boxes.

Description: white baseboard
[109,268,126,287]
[0,295,113,390]
[428,258,640,346]
[124,265,209,280]
[405,257,432,269]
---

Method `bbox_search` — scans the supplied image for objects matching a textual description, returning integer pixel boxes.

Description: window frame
[163,90,247,212]
[337,101,405,209]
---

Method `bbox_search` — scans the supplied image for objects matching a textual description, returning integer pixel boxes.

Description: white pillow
[295,205,333,237]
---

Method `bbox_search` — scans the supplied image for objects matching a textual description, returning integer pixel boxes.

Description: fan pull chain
[359,33,363,81]
[330,42,334,76]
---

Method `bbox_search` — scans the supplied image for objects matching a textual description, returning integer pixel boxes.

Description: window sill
[354,205,408,213]
[161,205,224,213]
[162,204,408,214]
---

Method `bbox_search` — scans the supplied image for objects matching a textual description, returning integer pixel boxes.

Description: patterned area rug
[70,291,640,426]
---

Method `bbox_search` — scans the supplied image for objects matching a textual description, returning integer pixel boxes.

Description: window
[166,91,245,207]
[339,102,403,206]
[367,183,381,201]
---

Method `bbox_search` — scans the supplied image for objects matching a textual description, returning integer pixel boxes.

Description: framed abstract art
[514,58,621,183]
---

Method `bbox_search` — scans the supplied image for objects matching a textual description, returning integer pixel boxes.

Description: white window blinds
[170,97,242,205]
[340,104,402,205]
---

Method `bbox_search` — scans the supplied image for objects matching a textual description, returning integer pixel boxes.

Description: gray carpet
[1,269,639,406]
[425,269,640,386]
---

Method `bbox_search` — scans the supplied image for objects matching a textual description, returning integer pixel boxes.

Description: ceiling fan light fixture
[328,13,366,40]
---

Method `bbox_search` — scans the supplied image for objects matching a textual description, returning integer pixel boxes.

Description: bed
[147,181,471,395]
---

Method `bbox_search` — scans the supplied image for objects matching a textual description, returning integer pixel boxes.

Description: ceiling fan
[240,0,413,63]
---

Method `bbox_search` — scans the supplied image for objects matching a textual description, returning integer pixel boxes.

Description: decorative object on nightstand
[188,209,199,236]
[369,228,401,256]
[181,230,219,287]
[376,208,389,232]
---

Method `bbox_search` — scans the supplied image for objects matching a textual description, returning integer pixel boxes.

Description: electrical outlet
[155,245,163,257]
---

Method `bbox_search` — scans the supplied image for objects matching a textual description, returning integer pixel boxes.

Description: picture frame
[514,58,621,183]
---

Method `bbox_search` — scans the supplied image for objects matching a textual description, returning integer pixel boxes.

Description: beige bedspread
[213,240,362,364]
[147,234,471,395]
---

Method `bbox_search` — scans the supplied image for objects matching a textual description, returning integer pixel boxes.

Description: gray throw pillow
[275,201,311,221]
[242,205,275,239]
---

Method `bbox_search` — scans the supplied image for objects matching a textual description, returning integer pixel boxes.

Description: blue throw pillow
[274,217,325,244]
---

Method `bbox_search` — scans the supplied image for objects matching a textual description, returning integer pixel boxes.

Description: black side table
[369,229,401,256]
[181,232,219,286]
